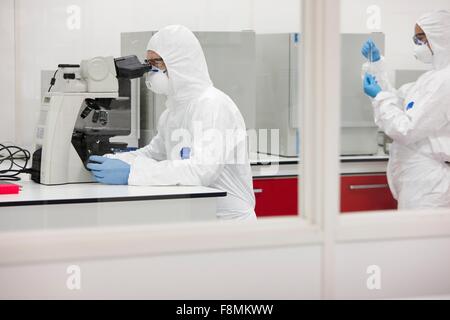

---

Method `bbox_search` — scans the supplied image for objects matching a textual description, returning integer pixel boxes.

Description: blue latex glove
[361,39,381,62]
[86,155,130,185]
[363,73,382,98]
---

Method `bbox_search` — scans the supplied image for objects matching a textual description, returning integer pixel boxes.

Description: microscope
[32,55,151,185]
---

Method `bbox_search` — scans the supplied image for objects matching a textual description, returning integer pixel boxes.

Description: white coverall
[109,25,256,220]
[364,10,450,209]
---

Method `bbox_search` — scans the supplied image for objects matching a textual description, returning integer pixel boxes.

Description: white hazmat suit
[108,25,256,220]
[364,10,450,209]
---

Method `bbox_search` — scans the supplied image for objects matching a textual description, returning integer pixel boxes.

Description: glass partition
[0,0,304,232]
[339,0,450,214]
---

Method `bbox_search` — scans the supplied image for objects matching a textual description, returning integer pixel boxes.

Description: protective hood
[417,10,450,70]
[147,25,213,107]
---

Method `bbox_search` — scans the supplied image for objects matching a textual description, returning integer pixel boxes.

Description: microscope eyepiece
[114,55,152,79]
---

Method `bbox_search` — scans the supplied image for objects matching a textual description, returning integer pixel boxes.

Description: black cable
[0,144,31,182]
[47,69,59,93]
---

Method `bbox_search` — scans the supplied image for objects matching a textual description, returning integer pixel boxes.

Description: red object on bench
[0,182,20,195]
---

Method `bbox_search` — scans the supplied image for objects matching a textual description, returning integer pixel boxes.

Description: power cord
[0,144,32,182]
[47,69,59,92]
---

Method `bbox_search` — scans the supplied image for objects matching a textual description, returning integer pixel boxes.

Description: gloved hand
[86,155,130,185]
[363,73,382,98]
[361,39,381,62]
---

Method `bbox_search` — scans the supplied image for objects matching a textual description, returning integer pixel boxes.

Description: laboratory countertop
[0,181,227,208]
[249,153,389,165]
[250,153,390,178]
[0,154,390,202]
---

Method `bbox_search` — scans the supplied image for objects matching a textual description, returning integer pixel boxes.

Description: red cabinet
[341,175,397,213]
[253,177,298,217]
[253,174,397,217]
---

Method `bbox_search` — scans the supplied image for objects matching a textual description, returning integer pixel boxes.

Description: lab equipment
[256,33,384,157]
[86,155,131,185]
[362,38,381,77]
[363,10,450,209]
[362,39,381,63]
[255,33,300,157]
[0,182,20,195]
[342,33,385,156]
[32,55,151,185]
[0,144,31,182]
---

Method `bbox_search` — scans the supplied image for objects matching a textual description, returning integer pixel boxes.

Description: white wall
[0,0,15,144]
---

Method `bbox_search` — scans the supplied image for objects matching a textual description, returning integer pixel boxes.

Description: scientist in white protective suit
[87,25,257,221]
[361,10,450,210]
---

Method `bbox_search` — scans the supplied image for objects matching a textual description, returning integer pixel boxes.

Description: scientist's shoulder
[196,86,242,114]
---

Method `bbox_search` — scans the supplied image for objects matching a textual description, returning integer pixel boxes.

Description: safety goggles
[413,33,428,46]
[144,58,165,68]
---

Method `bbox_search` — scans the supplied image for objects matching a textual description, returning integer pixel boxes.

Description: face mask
[145,69,169,95]
[414,44,433,64]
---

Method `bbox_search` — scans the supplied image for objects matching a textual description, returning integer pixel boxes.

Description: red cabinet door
[253,178,299,217]
[341,175,397,213]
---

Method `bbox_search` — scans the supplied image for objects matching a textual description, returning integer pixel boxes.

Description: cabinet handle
[254,189,264,194]
[349,184,389,190]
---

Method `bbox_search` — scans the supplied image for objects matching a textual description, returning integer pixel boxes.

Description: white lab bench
[0,180,226,232]
[0,153,389,231]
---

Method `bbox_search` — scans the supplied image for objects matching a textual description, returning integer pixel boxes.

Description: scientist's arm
[362,58,397,94]
[372,79,450,145]
[363,58,416,111]
[127,101,235,187]
[361,39,396,93]
[361,40,419,112]
[105,111,168,164]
